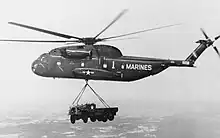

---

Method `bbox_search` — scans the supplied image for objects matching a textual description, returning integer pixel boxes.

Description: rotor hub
[81,37,102,45]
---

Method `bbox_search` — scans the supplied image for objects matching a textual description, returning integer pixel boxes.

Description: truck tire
[97,116,102,121]
[108,114,114,121]
[90,117,96,122]
[82,117,88,123]
[70,115,75,124]
[102,116,107,122]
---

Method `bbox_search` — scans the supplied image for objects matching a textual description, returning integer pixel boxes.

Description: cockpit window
[76,46,84,49]
[38,54,49,63]
[41,56,48,63]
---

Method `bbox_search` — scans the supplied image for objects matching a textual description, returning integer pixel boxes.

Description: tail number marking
[126,64,152,71]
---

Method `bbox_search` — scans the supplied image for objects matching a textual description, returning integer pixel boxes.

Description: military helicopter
[1,10,220,83]
[1,10,220,123]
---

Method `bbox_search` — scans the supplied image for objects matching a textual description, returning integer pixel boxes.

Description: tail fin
[185,40,208,63]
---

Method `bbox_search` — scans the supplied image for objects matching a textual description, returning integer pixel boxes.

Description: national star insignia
[82,70,94,75]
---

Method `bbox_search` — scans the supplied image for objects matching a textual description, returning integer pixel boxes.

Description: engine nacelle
[65,49,91,59]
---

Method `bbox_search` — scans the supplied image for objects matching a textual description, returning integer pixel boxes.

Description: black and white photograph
[0,0,220,138]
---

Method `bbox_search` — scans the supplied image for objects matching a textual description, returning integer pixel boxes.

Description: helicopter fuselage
[31,45,193,82]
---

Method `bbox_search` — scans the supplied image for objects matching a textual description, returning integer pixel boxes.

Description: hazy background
[0,0,220,115]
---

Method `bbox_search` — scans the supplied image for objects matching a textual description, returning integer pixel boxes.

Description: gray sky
[0,0,220,112]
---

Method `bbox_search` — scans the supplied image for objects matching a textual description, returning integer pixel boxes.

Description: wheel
[102,116,107,122]
[97,116,102,121]
[70,115,75,124]
[108,114,114,121]
[82,117,88,123]
[90,117,96,122]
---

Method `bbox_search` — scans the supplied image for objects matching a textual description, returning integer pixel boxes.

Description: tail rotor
[198,28,220,58]
[186,28,220,62]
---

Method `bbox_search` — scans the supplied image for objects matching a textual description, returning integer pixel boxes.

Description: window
[76,46,84,49]
[39,54,49,63]
[41,56,48,63]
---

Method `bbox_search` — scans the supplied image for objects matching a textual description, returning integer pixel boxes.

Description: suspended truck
[69,103,118,123]
[68,81,119,124]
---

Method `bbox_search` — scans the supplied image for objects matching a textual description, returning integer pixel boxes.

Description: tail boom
[185,40,208,63]
[169,60,195,67]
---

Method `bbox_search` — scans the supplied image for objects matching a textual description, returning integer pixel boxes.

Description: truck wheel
[70,115,75,124]
[97,116,102,121]
[82,117,88,123]
[90,117,96,122]
[108,115,114,121]
[107,113,114,121]
[102,116,107,122]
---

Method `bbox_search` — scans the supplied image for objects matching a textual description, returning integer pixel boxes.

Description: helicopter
[1,10,220,123]
[0,10,220,100]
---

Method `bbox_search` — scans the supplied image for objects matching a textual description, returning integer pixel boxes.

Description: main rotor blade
[100,24,181,40]
[213,46,220,58]
[0,39,80,43]
[215,35,220,41]
[94,9,128,39]
[103,37,139,42]
[8,22,82,40]
[200,28,209,39]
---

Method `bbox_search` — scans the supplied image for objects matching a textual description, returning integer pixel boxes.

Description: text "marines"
[126,64,152,71]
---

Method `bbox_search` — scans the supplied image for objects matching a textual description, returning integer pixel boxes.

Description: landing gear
[68,80,118,124]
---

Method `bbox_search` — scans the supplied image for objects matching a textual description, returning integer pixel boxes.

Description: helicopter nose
[31,60,47,76]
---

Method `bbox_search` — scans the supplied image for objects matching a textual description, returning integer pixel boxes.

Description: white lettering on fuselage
[121,64,125,69]
[126,64,152,71]
[112,61,115,69]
